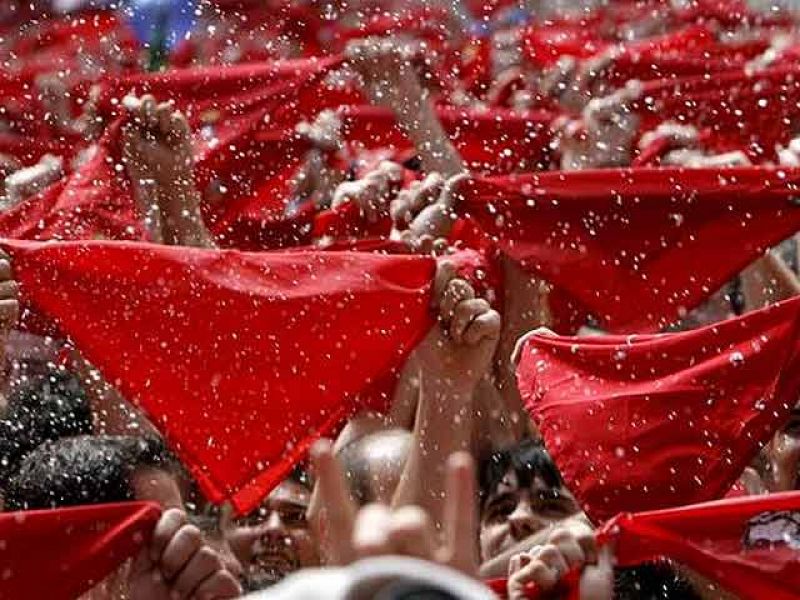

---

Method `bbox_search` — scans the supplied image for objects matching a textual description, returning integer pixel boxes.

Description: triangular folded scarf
[0,501,160,600]
[600,491,800,600]
[516,296,800,523]
[1,240,435,514]
[457,168,800,332]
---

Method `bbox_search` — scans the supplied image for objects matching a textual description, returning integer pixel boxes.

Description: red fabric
[0,501,160,600]
[633,65,800,160]
[1,239,435,514]
[600,492,800,600]
[516,296,800,523]
[523,22,608,69]
[338,104,557,175]
[0,60,349,249]
[0,120,146,243]
[458,168,800,332]
[90,57,351,130]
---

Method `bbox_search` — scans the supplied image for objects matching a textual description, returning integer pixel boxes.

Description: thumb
[579,545,614,600]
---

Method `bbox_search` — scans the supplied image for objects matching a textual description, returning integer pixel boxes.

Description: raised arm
[347,37,466,178]
[391,260,500,533]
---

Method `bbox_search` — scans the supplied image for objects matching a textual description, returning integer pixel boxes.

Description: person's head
[226,466,320,590]
[4,434,182,511]
[0,370,92,490]
[478,438,580,561]
[337,428,412,506]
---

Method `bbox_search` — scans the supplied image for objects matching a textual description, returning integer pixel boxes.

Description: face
[226,479,319,588]
[479,468,580,561]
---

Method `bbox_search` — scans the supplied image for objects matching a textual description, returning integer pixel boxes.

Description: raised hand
[331,160,404,223]
[121,95,214,247]
[397,173,472,255]
[311,439,480,577]
[129,508,242,600]
[507,526,613,600]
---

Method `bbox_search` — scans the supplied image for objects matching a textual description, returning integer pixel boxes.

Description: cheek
[226,526,265,564]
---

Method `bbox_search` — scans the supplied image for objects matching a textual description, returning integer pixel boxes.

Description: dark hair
[614,563,701,600]
[0,370,92,487]
[478,438,564,509]
[287,463,313,491]
[4,434,173,511]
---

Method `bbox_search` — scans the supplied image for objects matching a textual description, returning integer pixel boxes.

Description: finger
[410,173,445,213]
[442,452,478,575]
[150,508,188,562]
[169,111,192,140]
[508,552,532,576]
[579,545,614,600]
[0,280,18,300]
[536,545,570,581]
[310,439,357,565]
[548,529,587,569]
[408,202,456,239]
[0,299,19,326]
[450,298,491,345]
[140,94,158,130]
[159,524,204,581]
[518,559,559,591]
[576,529,599,566]
[462,310,501,347]
[439,173,471,209]
[440,278,476,323]
[0,259,12,281]
[218,503,234,535]
[172,546,222,598]
[353,504,393,559]
[192,570,243,600]
[390,193,413,226]
[156,101,173,135]
[417,234,435,255]
[432,260,458,304]
[387,506,437,561]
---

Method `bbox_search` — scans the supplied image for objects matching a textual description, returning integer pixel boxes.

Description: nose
[507,499,544,541]
[261,510,287,541]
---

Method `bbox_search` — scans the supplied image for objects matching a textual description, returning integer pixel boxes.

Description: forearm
[494,256,551,439]
[369,75,465,177]
[740,253,800,311]
[159,178,216,248]
[391,368,474,531]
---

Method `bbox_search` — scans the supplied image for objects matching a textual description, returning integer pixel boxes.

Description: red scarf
[516,296,800,523]
[489,492,800,599]
[458,168,800,332]
[0,501,160,600]
[601,491,800,600]
[1,239,435,514]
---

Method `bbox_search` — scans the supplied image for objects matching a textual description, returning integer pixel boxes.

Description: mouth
[251,550,299,582]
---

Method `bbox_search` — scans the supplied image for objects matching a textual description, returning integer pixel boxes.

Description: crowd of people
[2,0,800,598]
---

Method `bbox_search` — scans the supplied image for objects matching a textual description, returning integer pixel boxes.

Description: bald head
[338,428,412,506]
